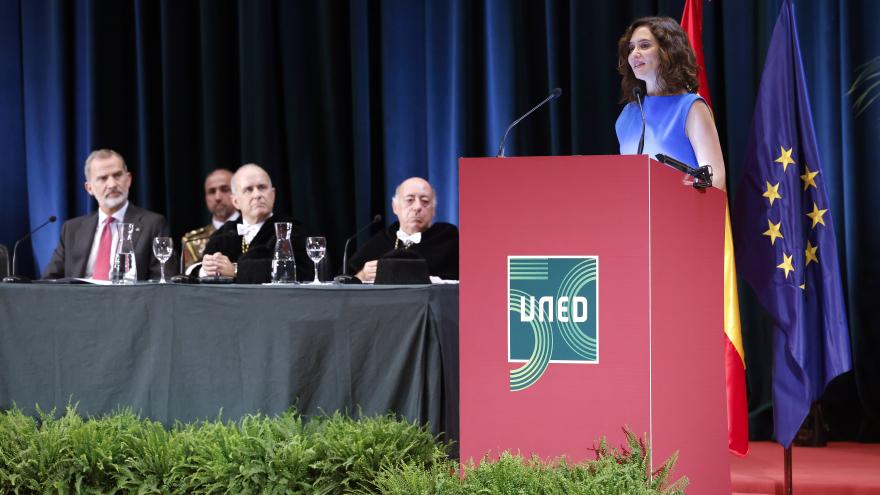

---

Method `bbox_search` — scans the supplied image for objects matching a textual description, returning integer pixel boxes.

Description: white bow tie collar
[396,230,422,247]
[237,223,262,244]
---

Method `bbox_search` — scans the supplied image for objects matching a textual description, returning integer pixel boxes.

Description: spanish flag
[680,0,749,456]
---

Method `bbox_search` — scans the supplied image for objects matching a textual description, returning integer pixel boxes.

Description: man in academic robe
[43,149,173,281]
[181,168,240,271]
[348,177,458,281]
[201,163,312,284]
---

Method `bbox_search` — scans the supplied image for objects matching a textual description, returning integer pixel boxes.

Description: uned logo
[519,295,588,323]
[508,256,598,391]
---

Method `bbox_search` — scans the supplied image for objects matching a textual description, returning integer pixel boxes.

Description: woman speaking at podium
[615,16,726,190]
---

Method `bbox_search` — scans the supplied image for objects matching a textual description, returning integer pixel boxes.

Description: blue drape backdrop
[1,0,877,442]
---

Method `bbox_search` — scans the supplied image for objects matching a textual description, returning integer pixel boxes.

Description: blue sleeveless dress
[615,93,705,169]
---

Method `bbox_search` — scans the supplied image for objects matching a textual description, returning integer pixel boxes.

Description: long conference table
[0,283,459,447]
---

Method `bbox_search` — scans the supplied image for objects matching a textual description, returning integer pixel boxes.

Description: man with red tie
[43,149,172,281]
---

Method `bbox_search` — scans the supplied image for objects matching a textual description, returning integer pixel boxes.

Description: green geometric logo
[508,256,599,391]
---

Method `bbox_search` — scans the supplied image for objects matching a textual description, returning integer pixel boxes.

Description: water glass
[306,236,326,285]
[152,237,173,283]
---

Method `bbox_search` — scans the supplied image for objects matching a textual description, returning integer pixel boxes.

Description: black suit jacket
[204,214,313,284]
[42,203,174,281]
[348,221,459,280]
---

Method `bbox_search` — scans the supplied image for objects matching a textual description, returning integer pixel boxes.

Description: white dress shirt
[213,211,240,230]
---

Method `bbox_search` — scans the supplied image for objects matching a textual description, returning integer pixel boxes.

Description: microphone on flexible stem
[496,87,562,158]
[654,153,714,190]
[633,86,646,155]
[179,239,186,274]
[170,238,195,284]
[334,214,382,284]
[3,215,57,283]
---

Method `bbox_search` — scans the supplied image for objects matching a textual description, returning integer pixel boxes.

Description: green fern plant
[307,411,448,495]
[0,406,39,493]
[114,419,185,494]
[849,56,880,117]
[1,406,689,495]
[372,428,687,495]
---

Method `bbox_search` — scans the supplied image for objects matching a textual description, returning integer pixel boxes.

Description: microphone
[334,214,382,284]
[178,237,188,274]
[654,153,714,189]
[170,237,196,284]
[3,215,57,283]
[633,87,646,155]
[496,88,562,158]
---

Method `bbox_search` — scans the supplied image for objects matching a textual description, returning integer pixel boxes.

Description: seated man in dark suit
[181,168,240,272]
[43,149,173,281]
[348,177,458,282]
[201,163,312,283]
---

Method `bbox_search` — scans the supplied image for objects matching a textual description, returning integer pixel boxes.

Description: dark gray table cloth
[0,283,458,445]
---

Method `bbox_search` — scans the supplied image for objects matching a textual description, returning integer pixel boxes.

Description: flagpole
[784,445,792,494]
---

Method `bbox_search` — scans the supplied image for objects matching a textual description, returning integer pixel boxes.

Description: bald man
[348,177,459,282]
[201,164,312,283]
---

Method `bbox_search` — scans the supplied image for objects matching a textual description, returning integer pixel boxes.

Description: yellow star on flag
[775,146,795,172]
[763,219,784,245]
[763,181,782,206]
[800,165,819,191]
[806,202,828,229]
[799,283,806,290]
[777,252,795,279]
[805,240,819,265]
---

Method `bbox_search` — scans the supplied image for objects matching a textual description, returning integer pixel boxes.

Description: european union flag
[732,0,851,448]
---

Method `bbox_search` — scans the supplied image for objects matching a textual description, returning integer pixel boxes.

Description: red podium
[459,155,730,493]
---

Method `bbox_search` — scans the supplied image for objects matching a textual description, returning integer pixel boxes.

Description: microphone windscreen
[380,248,425,261]
[372,214,382,223]
[49,215,57,222]
[551,88,562,98]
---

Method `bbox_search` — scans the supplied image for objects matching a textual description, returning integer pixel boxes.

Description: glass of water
[306,236,326,285]
[152,237,173,283]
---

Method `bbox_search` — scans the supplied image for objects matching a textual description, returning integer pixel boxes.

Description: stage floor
[730,442,880,495]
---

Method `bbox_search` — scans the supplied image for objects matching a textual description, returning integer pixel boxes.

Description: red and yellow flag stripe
[681,0,749,456]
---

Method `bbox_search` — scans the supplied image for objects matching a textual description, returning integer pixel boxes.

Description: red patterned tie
[93,217,114,280]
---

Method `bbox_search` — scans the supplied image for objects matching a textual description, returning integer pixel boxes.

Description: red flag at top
[680,0,750,456]
[680,0,713,108]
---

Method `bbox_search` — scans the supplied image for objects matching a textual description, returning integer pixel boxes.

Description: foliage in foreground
[0,406,686,494]
[372,428,687,495]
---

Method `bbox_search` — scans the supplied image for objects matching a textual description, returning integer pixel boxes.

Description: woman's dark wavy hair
[617,16,699,103]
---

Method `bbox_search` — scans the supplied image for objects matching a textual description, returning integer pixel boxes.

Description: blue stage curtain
[0,0,877,441]
[0,0,31,273]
